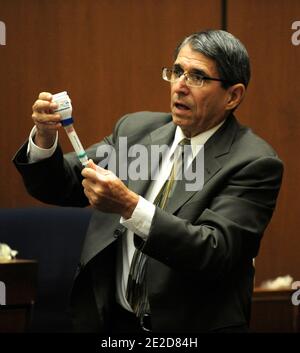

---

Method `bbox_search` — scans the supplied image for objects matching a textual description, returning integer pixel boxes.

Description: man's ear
[225,83,246,111]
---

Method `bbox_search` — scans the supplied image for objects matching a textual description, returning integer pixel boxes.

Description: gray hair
[174,30,251,88]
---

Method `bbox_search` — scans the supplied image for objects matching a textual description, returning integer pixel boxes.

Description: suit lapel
[165,115,240,214]
[127,120,176,196]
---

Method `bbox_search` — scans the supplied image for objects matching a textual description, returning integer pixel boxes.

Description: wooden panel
[0,307,32,333]
[227,0,300,284]
[0,259,37,304]
[0,0,221,207]
[0,259,37,332]
[251,288,300,332]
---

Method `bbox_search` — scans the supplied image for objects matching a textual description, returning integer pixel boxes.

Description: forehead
[174,44,218,75]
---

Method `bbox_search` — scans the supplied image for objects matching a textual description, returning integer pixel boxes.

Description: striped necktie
[126,138,191,319]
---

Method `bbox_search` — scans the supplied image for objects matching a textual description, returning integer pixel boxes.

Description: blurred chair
[0,207,92,332]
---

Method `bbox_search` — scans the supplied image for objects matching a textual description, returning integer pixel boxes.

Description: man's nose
[172,75,190,95]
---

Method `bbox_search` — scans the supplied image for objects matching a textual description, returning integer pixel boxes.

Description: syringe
[52,91,89,167]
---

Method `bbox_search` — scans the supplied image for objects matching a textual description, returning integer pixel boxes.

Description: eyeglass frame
[162,67,229,87]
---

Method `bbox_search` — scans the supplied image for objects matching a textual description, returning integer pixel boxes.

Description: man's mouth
[174,102,190,111]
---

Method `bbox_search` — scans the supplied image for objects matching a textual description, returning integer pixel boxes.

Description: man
[14,30,283,333]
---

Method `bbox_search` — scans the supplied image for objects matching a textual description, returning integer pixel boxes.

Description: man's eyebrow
[173,63,183,71]
[191,68,208,76]
[173,63,208,76]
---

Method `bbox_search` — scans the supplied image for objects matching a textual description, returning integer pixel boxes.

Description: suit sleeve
[139,155,283,280]
[12,112,167,207]
[12,120,125,207]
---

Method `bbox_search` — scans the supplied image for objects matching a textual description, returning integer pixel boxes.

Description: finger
[95,165,111,176]
[35,122,62,131]
[82,176,100,194]
[38,92,52,101]
[32,114,61,131]
[83,169,110,190]
[82,180,105,205]
[82,178,90,189]
[32,99,58,114]
[82,177,93,188]
[87,163,113,181]
[32,100,50,112]
[81,167,98,181]
[82,179,96,197]
[32,111,61,123]
[83,186,93,203]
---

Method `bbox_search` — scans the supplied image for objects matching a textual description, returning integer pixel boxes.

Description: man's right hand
[31,92,62,148]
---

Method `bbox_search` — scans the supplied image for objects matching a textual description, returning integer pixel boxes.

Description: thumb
[86,159,97,171]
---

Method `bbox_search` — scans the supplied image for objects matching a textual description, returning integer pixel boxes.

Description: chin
[172,117,192,136]
[173,114,189,126]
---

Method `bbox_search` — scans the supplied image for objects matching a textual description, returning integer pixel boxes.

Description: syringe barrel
[63,124,88,166]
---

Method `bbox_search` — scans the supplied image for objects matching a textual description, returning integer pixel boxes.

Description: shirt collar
[172,119,226,158]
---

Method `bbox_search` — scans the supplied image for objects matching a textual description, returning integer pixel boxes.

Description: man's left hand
[81,160,139,219]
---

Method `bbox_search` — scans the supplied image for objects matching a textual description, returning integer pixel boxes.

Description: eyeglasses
[162,67,227,88]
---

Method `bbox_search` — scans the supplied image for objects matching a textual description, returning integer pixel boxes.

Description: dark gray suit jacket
[13,112,283,332]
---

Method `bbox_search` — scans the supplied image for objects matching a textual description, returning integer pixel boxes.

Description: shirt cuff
[120,196,156,240]
[27,126,58,163]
